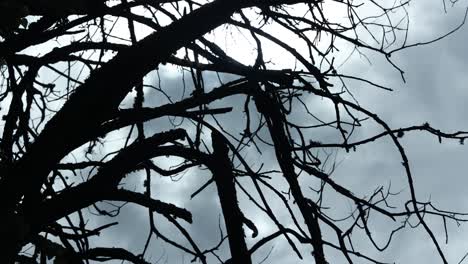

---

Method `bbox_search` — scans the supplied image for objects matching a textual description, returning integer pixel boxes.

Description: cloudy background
[18,0,468,263]
[96,1,468,263]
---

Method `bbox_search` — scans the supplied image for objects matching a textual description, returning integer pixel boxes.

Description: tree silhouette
[0,0,467,263]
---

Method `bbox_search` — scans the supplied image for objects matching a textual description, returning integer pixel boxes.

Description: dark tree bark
[253,87,326,263]
[211,131,252,264]
[0,0,466,263]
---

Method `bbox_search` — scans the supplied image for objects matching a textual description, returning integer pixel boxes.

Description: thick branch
[81,247,150,264]
[105,189,192,223]
[34,131,202,226]
[211,131,252,264]
[253,87,327,263]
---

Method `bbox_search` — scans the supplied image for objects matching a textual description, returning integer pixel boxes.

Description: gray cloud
[54,2,468,264]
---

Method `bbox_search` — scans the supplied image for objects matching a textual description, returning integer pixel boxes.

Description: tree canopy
[0,0,467,263]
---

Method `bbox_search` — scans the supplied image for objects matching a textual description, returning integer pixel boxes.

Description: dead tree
[0,0,467,263]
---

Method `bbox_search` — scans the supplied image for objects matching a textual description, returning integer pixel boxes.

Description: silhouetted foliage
[0,0,467,263]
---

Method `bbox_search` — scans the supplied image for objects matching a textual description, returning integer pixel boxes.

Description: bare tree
[0,0,467,263]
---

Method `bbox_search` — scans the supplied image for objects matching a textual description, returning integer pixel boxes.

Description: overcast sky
[31,0,468,263]
[325,1,468,262]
